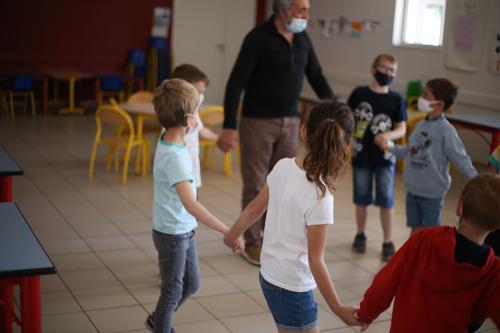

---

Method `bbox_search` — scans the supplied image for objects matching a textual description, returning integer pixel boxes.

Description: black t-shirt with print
[347,86,407,168]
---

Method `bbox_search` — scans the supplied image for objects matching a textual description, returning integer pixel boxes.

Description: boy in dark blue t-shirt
[348,54,407,261]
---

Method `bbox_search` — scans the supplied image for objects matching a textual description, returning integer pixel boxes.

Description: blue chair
[126,49,147,96]
[6,76,36,117]
[97,76,125,105]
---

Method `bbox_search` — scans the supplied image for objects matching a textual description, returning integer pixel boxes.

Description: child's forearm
[199,128,219,141]
[309,258,342,313]
[384,122,406,141]
[186,201,228,234]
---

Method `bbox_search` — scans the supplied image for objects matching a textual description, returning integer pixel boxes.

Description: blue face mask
[285,16,308,33]
[374,70,394,86]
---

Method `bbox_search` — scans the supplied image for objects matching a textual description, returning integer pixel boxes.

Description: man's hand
[374,133,388,148]
[217,129,238,152]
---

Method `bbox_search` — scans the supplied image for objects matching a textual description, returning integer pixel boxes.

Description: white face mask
[285,12,308,33]
[417,97,437,113]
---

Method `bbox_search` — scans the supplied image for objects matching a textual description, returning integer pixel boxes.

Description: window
[393,0,447,48]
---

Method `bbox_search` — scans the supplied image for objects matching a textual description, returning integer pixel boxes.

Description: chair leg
[30,92,36,116]
[105,146,115,170]
[88,142,99,179]
[209,146,216,171]
[134,145,142,174]
[0,92,7,116]
[8,92,14,118]
[223,153,232,177]
[114,148,120,173]
[121,144,133,184]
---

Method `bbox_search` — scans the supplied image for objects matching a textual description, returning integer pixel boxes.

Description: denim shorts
[259,273,318,331]
[353,165,395,208]
[406,192,444,228]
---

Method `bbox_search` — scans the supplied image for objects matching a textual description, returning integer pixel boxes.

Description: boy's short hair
[171,64,209,86]
[153,79,198,129]
[460,173,500,231]
[426,78,458,111]
[372,54,396,67]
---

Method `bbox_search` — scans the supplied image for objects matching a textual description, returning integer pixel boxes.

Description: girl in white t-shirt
[225,102,361,332]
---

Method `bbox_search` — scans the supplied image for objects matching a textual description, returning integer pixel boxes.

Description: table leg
[0,281,14,333]
[20,276,41,333]
[0,175,12,202]
[58,77,85,114]
[42,77,48,116]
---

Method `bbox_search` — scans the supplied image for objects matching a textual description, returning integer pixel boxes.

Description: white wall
[307,0,500,163]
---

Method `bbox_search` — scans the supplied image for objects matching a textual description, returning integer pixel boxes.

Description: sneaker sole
[240,252,261,267]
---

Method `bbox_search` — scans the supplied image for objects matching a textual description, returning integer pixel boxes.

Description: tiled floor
[1,114,497,333]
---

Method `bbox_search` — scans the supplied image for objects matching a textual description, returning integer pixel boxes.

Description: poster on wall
[444,0,488,72]
[151,7,171,38]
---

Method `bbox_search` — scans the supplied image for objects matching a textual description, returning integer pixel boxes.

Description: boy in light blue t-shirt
[147,79,244,333]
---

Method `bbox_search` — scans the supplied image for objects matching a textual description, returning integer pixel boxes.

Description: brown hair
[372,54,396,67]
[460,173,500,231]
[153,79,198,129]
[426,78,458,111]
[171,64,209,86]
[303,101,354,197]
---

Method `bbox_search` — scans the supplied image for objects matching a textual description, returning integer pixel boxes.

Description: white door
[172,0,256,105]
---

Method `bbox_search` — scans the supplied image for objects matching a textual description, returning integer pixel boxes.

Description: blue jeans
[353,165,395,208]
[406,192,444,228]
[259,273,318,331]
[153,230,199,333]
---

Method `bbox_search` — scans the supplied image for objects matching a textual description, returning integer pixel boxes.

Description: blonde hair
[460,173,500,231]
[373,54,396,67]
[153,79,198,129]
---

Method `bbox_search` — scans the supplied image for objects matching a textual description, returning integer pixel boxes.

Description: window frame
[393,0,447,50]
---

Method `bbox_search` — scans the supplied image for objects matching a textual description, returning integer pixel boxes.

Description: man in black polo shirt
[217,0,334,266]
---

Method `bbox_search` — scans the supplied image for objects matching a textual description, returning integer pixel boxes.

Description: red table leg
[0,176,12,202]
[20,276,41,333]
[0,281,14,333]
[491,130,500,152]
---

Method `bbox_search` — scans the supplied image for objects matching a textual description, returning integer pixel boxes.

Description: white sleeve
[304,192,334,226]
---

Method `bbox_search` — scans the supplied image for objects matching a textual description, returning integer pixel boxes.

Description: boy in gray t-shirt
[378,78,476,236]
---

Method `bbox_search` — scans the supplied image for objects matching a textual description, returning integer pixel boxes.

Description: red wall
[0,0,172,74]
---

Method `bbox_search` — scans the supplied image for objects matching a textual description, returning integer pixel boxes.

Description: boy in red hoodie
[356,173,500,332]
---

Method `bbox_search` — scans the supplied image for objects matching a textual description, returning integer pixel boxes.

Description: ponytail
[303,102,354,197]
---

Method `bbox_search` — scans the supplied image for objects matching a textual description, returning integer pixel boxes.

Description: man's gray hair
[273,0,294,14]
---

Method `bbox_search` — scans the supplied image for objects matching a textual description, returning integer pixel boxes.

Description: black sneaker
[352,233,367,253]
[145,312,154,332]
[382,241,395,261]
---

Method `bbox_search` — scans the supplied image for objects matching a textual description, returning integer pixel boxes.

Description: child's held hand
[335,305,363,327]
[223,229,244,253]
[374,133,388,148]
[354,310,370,332]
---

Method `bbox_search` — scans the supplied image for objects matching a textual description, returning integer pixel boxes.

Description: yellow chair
[199,106,238,176]
[88,103,148,184]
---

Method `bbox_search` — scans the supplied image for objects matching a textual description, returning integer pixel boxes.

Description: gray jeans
[239,116,300,245]
[153,230,199,333]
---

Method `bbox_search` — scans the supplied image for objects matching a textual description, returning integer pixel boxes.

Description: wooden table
[0,203,56,333]
[446,108,500,152]
[0,145,23,202]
